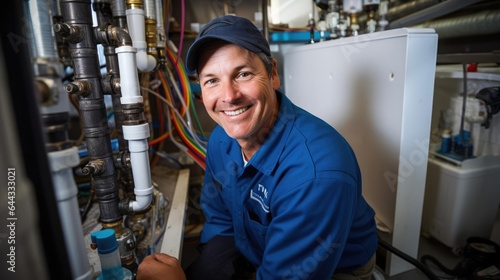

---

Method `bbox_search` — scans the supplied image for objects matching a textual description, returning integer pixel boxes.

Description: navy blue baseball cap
[185,15,271,74]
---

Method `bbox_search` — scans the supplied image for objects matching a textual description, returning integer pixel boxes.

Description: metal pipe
[93,0,112,28]
[111,0,128,28]
[262,0,269,42]
[94,1,136,196]
[143,0,155,19]
[51,1,73,68]
[154,0,166,49]
[58,0,122,224]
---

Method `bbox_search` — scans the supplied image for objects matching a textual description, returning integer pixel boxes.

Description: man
[137,15,378,280]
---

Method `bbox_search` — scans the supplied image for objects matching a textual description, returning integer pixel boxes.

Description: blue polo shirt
[200,91,378,279]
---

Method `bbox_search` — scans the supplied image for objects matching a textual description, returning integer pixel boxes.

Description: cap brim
[185,34,265,74]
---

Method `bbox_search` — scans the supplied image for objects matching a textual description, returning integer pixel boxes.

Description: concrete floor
[180,208,500,279]
[373,208,500,280]
[180,234,459,280]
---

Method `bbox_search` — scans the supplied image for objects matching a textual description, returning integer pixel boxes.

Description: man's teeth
[224,107,248,116]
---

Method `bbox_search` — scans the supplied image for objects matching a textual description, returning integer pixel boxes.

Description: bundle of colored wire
[148,0,206,169]
[164,48,206,140]
[144,82,206,170]
[159,67,207,169]
[146,45,207,170]
[165,47,190,115]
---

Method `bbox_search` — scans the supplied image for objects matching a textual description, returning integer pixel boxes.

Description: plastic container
[422,155,500,249]
[90,229,132,280]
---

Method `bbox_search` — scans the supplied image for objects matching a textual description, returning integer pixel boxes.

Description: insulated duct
[24,0,69,114]
[386,0,440,22]
[413,9,500,39]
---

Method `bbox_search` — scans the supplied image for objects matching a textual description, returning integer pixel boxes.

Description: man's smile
[223,106,250,116]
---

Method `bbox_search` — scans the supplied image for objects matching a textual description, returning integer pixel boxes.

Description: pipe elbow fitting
[122,124,153,213]
[119,186,153,214]
[130,186,154,212]
[113,26,132,46]
[136,50,157,72]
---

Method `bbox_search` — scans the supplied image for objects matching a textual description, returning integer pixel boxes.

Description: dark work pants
[184,236,255,280]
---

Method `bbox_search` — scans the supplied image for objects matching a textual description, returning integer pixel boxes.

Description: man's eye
[205,79,217,85]
[238,72,251,79]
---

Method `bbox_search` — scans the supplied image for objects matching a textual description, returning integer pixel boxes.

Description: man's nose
[220,81,241,103]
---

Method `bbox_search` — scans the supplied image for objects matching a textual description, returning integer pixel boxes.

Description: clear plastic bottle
[90,228,133,280]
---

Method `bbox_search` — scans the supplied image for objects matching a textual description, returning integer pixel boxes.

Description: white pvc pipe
[116,46,142,105]
[466,115,486,124]
[126,8,156,72]
[49,147,92,280]
[116,45,153,212]
[122,123,153,211]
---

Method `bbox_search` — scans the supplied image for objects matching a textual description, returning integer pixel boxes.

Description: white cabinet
[284,28,438,276]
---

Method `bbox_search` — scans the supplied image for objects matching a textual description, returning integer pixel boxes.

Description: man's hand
[137,253,187,280]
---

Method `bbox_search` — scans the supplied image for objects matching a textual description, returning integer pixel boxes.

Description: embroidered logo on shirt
[250,184,270,213]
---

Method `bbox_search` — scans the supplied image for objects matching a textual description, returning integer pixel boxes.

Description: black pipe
[94,2,136,196]
[59,0,121,224]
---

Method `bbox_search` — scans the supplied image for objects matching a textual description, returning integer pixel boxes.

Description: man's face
[198,43,280,147]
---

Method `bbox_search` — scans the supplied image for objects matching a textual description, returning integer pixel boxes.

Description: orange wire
[148,72,171,146]
[158,69,206,165]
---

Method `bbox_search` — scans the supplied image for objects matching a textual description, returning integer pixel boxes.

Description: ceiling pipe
[412,9,500,39]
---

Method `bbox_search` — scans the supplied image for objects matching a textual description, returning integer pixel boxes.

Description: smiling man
[196,40,280,161]
[137,15,378,280]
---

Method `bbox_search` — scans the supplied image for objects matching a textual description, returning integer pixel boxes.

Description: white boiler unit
[283,28,438,276]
